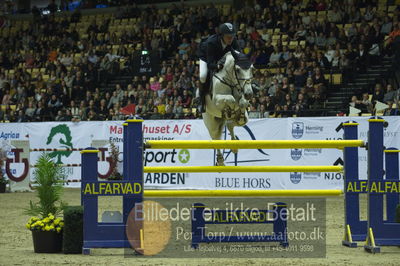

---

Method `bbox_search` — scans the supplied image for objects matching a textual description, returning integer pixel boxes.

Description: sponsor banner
[287,117,400,187]
[0,123,24,141]
[0,117,399,190]
[144,172,339,190]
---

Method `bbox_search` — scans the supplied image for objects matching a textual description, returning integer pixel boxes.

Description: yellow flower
[56,227,61,233]
[54,218,60,225]
[49,225,55,230]
[59,222,64,227]
[48,215,55,220]
[48,213,53,217]
[44,225,51,231]
[30,217,39,223]
[43,218,50,224]
[26,224,31,229]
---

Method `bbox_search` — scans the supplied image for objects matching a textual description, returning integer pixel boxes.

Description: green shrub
[62,206,83,254]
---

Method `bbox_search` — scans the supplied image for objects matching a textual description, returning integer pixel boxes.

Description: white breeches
[199,59,208,84]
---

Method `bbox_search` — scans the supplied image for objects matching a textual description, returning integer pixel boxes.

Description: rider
[196,23,240,112]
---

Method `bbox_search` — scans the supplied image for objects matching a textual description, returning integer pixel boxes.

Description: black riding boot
[199,82,206,113]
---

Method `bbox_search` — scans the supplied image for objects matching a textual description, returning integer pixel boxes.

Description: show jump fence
[80,118,399,254]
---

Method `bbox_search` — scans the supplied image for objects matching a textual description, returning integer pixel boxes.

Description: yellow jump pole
[144,189,343,197]
[144,165,343,173]
[145,140,364,149]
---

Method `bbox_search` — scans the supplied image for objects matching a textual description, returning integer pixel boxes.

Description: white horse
[202,51,254,166]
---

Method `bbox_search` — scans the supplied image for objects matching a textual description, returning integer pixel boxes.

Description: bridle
[212,53,253,121]
[213,57,253,95]
[233,61,253,93]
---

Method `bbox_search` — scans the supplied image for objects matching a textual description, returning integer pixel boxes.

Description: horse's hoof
[216,156,225,166]
[215,160,223,166]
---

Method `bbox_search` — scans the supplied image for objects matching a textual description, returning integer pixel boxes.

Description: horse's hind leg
[226,121,238,154]
[202,112,225,166]
[216,149,225,166]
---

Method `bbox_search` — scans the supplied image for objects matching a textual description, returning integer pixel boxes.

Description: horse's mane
[222,50,252,70]
[220,51,233,66]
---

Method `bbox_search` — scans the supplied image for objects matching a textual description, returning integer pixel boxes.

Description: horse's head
[225,51,254,101]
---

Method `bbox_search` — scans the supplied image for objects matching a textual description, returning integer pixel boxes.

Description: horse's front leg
[238,95,249,110]
[235,95,249,126]
[235,109,249,127]
[213,94,236,114]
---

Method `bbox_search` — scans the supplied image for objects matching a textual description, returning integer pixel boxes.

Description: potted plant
[108,142,122,180]
[25,153,66,253]
[0,174,8,193]
[0,147,8,193]
[26,214,64,253]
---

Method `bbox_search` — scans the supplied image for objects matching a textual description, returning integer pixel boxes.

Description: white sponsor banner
[0,117,399,190]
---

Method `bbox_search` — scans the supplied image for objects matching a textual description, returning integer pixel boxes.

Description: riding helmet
[219,23,236,35]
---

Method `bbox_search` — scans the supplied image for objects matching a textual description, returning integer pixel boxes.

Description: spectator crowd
[0,0,399,123]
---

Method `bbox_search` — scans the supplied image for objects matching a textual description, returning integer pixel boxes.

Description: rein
[213,60,253,96]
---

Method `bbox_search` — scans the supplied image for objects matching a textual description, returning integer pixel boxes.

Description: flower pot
[0,183,6,193]
[32,230,63,253]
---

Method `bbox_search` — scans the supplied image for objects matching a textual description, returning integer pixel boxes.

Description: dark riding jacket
[197,34,240,71]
